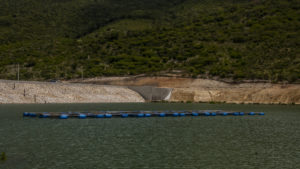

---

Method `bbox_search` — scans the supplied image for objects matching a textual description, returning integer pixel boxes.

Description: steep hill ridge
[0,0,299,82]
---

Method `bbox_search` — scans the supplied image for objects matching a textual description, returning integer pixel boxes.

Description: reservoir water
[0,103,299,169]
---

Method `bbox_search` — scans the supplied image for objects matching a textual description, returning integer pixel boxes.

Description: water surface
[0,103,299,169]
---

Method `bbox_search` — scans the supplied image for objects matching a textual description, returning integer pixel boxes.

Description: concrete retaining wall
[128,86,172,101]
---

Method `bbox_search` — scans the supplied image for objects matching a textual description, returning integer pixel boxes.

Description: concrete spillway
[128,86,172,101]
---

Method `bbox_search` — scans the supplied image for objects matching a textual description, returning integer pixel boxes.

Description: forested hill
[0,0,299,82]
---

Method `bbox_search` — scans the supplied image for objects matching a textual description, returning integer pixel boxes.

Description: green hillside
[0,0,299,82]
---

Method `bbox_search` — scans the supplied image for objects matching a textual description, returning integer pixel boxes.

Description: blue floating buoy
[204,112,210,116]
[222,112,228,116]
[248,112,255,115]
[59,114,68,119]
[137,113,144,117]
[233,112,239,116]
[259,112,265,115]
[239,112,245,116]
[121,113,128,118]
[159,113,166,117]
[105,114,112,118]
[192,112,199,116]
[79,114,87,119]
[145,113,151,117]
[23,112,29,117]
[172,113,179,117]
[96,114,104,118]
[179,113,185,116]
[211,112,216,116]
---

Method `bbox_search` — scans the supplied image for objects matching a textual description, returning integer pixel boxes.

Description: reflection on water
[0,103,299,169]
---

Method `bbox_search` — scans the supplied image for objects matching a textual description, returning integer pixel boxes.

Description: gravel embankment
[0,80,144,104]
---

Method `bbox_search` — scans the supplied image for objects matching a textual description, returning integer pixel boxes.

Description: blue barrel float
[121,113,129,118]
[211,112,216,116]
[145,113,151,117]
[96,114,105,118]
[172,112,179,117]
[222,112,228,116]
[248,112,255,115]
[59,114,68,119]
[192,112,199,116]
[137,113,144,117]
[179,113,185,116]
[159,113,166,117]
[239,112,245,116]
[204,112,210,116]
[105,114,112,118]
[259,112,265,115]
[79,114,87,119]
[233,112,239,116]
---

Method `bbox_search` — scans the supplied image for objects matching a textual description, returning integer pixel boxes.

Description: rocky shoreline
[1,77,299,104]
[0,80,144,104]
[70,76,300,105]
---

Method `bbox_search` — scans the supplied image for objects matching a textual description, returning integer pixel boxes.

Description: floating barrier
[96,114,105,118]
[121,114,129,118]
[233,112,239,116]
[105,114,112,118]
[192,112,199,116]
[59,114,68,119]
[79,114,87,119]
[159,113,166,117]
[179,113,185,116]
[23,110,265,119]
[137,113,144,117]
[248,112,255,115]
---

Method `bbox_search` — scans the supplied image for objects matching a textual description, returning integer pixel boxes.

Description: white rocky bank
[0,80,144,104]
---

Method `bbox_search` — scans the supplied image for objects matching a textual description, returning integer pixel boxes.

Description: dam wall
[128,86,172,101]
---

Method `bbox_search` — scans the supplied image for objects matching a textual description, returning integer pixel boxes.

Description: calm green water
[0,103,299,169]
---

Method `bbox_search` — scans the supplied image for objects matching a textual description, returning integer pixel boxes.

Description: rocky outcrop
[0,80,144,104]
[170,84,300,104]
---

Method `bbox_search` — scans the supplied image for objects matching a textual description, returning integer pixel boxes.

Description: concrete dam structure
[128,86,172,101]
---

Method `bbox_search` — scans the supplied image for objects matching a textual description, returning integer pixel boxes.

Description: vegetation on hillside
[0,0,299,82]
